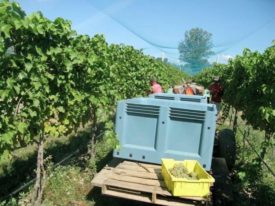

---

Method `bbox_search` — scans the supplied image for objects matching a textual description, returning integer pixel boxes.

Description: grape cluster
[169,163,198,180]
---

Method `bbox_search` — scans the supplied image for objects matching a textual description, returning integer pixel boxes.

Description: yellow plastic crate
[161,159,215,197]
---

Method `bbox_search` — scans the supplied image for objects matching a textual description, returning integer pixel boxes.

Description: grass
[221,108,275,206]
[42,165,92,206]
[0,117,134,206]
[0,125,91,199]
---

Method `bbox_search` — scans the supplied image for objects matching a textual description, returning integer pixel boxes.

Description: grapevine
[0,1,188,203]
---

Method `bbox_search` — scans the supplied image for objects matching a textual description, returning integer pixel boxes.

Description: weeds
[42,165,92,206]
[231,114,275,206]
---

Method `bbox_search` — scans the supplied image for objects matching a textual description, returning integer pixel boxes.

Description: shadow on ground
[0,127,91,199]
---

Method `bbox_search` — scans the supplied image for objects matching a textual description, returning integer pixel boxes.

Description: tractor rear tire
[218,129,236,170]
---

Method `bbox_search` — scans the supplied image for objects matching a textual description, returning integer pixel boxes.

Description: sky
[17,0,275,64]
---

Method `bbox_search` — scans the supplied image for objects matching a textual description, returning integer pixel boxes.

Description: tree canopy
[178,28,214,74]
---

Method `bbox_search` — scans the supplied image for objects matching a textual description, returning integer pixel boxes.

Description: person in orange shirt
[183,81,195,95]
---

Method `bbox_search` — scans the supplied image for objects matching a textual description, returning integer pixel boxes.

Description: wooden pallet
[91,159,210,206]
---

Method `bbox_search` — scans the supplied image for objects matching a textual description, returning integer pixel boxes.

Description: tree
[178,28,214,74]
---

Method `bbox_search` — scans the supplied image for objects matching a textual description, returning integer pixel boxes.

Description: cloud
[210,54,234,64]
[221,54,233,61]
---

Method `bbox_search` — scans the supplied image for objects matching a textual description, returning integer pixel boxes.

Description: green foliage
[194,45,275,133]
[195,50,275,204]
[0,0,82,157]
[224,47,275,132]
[232,123,275,206]
[0,2,187,203]
[193,63,228,87]
[0,0,187,159]
[0,198,17,206]
[178,28,214,74]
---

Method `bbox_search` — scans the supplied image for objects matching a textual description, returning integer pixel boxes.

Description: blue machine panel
[113,97,216,170]
[149,93,207,103]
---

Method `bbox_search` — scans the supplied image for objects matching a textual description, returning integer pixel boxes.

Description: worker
[150,79,163,94]
[183,81,195,95]
[166,85,174,94]
[191,82,205,95]
[208,76,224,114]
[173,85,184,94]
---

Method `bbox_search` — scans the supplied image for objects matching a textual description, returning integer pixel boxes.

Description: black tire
[217,129,236,170]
